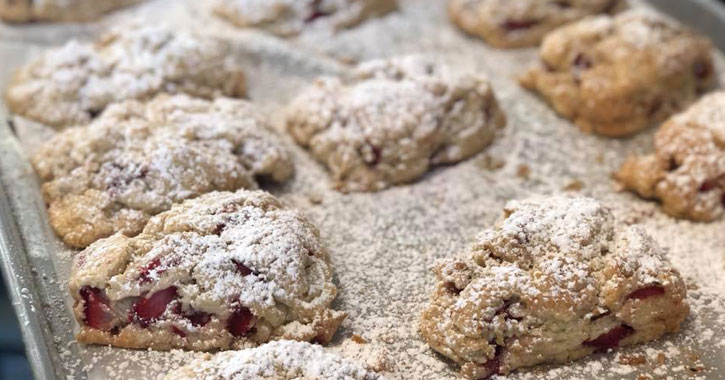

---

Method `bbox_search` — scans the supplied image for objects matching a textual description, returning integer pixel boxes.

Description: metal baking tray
[1,0,724,379]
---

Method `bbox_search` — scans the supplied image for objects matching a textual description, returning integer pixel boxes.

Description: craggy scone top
[287,56,506,192]
[33,95,292,248]
[617,91,725,222]
[519,10,714,137]
[5,24,246,129]
[70,190,345,351]
[164,340,387,380]
[420,196,688,379]
[212,0,396,36]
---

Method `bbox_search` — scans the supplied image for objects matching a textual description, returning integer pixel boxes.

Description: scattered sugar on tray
[6,0,725,379]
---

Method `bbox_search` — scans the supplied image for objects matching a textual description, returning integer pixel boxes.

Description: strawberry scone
[212,0,396,37]
[616,91,725,222]
[286,56,506,192]
[420,196,688,379]
[70,190,346,350]
[32,94,292,248]
[5,25,246,129]
[519,11,714,137]
[448,0,625,48]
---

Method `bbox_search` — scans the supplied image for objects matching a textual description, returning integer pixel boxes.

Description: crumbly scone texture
[32,94,292,248]
[0,0,143,22]
[69,190,346,351]
[448,0,625,49]
[519,10,715,137]
[616,92,725,222]
[5,24,246,129]
[286,56,506,192]
[164,340,388,380]
[212,0,397,37]
[420,196,688,379]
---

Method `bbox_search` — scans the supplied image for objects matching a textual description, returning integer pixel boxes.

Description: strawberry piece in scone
[420,196,688,379]
[70,190,346,350]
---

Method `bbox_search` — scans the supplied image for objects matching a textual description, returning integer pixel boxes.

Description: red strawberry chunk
[80,287,115,331]
[583,324,634,351]
[479,346,503,379]
[138,258,162,284]
[227,306,255,337]
[171,326,187,338]
[232,260,253,276]
[501,19,539,31]
[132,287,178,327]
[699,180,717,192]
[627,285,665,300]
[186,311,211,327]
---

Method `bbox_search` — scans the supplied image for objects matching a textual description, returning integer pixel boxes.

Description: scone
[286,56,506,192]
[448,0,625,49]
[5,25,246,129]
[519,11,714,137]
[164,340,387,379]
[420,196,688,379]
[0,0,142,22]
[212,0,397,37]
[616,92,725,222]
[32,94,292,248]
[70,190,346,350]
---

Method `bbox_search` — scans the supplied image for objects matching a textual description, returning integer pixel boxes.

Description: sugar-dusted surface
[163,340,388,380]
[0,1,724,380]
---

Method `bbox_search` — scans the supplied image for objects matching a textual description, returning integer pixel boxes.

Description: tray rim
[1,0,725,379]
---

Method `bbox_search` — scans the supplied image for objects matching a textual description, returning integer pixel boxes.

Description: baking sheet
[1,1,725,379]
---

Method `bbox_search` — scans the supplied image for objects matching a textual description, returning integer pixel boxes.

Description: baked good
[70,190,346,350]
[0,0,142,22]
[448,0,625,49]
[212,0,396,37]
[5,25,246,129]
[164,340,387,379]
[616,92,725,222]
[420,196,688,379]
[32,94,292,248]
[519,11,714,137]
[286,56,506,192]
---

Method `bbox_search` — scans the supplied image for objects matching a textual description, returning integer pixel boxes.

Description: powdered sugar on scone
[420,196,688,379]
[33,94,292,248]
[212,0,396,37]
[519,10,715,137]
[70,190,346,351]
[616,91,725,221]
[286,55,506,192]
[5,24,246,129]
[163,340,387,379]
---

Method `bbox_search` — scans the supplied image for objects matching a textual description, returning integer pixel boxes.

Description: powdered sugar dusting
[5,23,246,128]
[163,340,388,379]
[31,94,292,248]
[1,0,724,379]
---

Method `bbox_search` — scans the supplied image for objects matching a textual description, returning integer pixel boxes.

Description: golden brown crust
[519,11,715,137]
[71,190,345,350]
[420,196,688,379]
[616,92,725,221]
[448,0,625,49]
